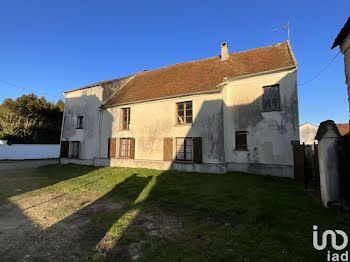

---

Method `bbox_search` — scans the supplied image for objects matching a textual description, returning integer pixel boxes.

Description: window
[71,141,80,158]
[177,101,192,124]
[122,108,131,130]
[263,84,281,111]
[119,138,131,157]
[77,116,84,129]
[235,131,247,150]
[176,137,193,161]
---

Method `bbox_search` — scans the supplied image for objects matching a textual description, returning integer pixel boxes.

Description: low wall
[0,140,60,160]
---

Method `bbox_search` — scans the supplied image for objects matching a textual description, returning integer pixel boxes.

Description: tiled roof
[336,123,350,136]
[102,41,296,106]
[332,17,350,49]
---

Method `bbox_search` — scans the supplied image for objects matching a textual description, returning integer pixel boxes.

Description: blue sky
[0,0,349,125]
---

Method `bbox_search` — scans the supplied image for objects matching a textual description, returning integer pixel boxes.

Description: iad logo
[313,225,349,261]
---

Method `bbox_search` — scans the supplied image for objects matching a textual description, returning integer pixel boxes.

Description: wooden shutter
[163,138,173,161]
[60,141,69,158]
[130,138,135,159]
[108,138,116,158]
[193,137,202,163]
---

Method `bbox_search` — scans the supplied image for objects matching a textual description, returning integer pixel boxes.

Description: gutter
[97,106,103,166]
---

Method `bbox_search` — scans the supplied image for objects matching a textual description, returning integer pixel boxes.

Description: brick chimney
[221,42,229,61]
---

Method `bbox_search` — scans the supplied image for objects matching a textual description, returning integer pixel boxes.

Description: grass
[2,164,350,261]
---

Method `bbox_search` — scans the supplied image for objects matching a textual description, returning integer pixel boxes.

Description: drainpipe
[59,94,67,164]
[97,106,103,166]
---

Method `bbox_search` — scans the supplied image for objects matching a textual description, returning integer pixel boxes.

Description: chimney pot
[221,42,229,61]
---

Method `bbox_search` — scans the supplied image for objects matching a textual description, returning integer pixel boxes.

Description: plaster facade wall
[61,69,299,177]
[61,86,104,160]
[222,69,299,177]
[317,128,341,206]
[340,33,350,122]
[99,92,225,164]
[299,123,318,145]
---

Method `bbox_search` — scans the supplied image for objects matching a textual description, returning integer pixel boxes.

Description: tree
[0,94,64,144]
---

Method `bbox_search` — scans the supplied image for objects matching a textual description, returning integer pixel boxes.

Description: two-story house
[60,41,299,177]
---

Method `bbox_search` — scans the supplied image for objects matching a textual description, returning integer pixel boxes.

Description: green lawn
[1,164,349,261]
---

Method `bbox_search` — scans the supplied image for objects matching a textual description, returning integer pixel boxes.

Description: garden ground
[0,163,349,261]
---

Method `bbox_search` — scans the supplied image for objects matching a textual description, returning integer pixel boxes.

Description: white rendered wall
[0,140,59,160]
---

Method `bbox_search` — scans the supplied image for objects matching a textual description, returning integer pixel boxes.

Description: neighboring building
[315,121,350,207]
[60,41,299,177]
[332,17,350,123]
[299,122,318,145]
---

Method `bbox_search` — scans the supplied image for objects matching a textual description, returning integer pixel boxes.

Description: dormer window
[176,101,192,124]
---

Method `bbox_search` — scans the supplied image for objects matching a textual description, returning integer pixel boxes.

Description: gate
[293,142,320,193]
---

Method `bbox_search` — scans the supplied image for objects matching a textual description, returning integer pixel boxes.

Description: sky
[0,0,349,125]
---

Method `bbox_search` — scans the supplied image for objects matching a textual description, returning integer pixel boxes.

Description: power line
[0,79,62,99]
[299,50,341,86]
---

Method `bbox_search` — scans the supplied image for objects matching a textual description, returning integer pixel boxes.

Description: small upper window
[77,116,84,129]
[263,84,281,111]
[235,131,247,150]
[177,101,192,124]
[122,108,131,130]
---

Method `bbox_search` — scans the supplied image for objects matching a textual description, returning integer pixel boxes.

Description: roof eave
[102,89,223,108]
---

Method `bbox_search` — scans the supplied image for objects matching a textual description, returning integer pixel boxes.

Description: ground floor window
[176,137,193,161]
[71,141,80,158]
[235,131,247,150]
[119,138,131,157]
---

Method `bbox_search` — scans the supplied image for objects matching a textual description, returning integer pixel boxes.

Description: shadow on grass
[3,165,350,261]
[0,164,100,201]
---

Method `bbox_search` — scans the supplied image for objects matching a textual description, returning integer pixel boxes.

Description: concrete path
[0,159,59,170]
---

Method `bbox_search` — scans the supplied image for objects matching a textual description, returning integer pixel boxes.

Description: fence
[0,140,60,160]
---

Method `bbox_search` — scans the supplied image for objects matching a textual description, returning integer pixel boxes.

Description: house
[299,122,318,145]
[60,41,299,177]
[332,17,350,123]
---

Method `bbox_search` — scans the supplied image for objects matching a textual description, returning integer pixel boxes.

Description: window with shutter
[263,84,281,111]
[235,131,247,150]
[119,138,134,158]
[176,137,193,161]
[71,141,80,158]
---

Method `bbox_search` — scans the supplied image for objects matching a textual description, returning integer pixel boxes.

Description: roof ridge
[138,41,289,74]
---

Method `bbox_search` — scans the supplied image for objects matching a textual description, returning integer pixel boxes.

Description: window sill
[174,123,193,127]
[173,160,193,164]
[262,108,283,112]
[76,128,84,130]
[235,148,248,151]
[120,129,131,131]
[116,157,132,159]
